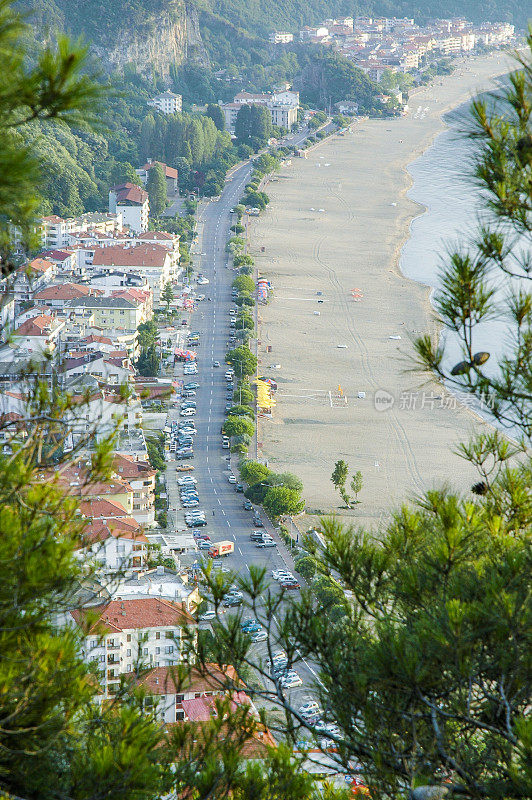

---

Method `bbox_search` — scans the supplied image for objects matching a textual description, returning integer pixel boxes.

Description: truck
[209,540,234,558]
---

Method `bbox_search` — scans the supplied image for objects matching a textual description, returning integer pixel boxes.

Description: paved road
[167,127,332,710]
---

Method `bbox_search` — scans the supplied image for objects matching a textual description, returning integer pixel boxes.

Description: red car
[280,581,301,590]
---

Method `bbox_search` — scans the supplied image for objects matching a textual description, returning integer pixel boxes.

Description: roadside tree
[233,274,255,294]
[146,161,167,216]
[240,460,271,486]
[223,415,255,439]
[235,293,254,307]
[228,404,255,419]
[161,282,174,310]
[263,486,304,518]
[226,346,257,378]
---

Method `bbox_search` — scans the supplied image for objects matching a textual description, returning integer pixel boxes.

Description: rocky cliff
[18,0,208,78]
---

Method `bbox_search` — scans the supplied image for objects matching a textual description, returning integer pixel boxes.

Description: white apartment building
[299,26,329,41]
[41,213,123,249]
[75,521,149,573]
[109,183,149,234]
[221,89,299,134]
[269,31,294,44]
[147,91,182,115]
[71,597,196,696]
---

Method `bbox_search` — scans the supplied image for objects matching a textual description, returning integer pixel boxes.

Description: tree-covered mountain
[204,0,525,35]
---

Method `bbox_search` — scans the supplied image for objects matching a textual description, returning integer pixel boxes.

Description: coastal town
[0,0,529,795]
[272,15,515,79]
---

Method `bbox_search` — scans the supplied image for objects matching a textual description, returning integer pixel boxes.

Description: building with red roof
[109,183,149,233]
[71,598,196,696]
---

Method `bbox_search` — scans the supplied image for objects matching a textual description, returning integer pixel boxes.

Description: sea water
[399,92,527,436]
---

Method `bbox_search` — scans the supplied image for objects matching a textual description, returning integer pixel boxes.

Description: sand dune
[248,52,513,529]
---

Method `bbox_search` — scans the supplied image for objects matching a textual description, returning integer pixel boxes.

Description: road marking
[213,488,217,494]
[227,521,231,528]
[221,509,226,516]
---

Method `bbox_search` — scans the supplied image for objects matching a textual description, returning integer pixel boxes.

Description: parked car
[222,439,230,449]
[257,539,276,548]
[253,515,263,527]
[199,609,216,622]
[280,581,301,590]
[178,476,197,486]
[250,630,268,643]
[182,390,196,398]
[242,500,252,511]
[279,672,303,689]
[213,360,220,367]
[272,570,294,581]
[223,596,243,607]
[227,474,237,484]
[299,701,321,716]
[180,409,196,417]
[235,483,244,493]
[241,619,261,633]
[184,382,200,390]
[197,540,212,550]
[250,531,264,541]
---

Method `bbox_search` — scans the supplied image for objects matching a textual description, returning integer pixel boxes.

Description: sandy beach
[248,51,514,529]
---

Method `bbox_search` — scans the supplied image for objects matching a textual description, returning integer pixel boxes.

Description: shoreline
[248,51,515,529]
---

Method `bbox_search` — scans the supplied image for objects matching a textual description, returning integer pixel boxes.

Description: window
[126,664,132,672]
[127,634,132,642]
[176,710,185,721]
[165,631,174,639]
[127,649,131,657]
[143,647,148,656]
[156,647,160,654]
[155,632,160,640]
[195,693,201,699]
[176,694,184,703]
[165,646,174,654]
[99,655,105,662]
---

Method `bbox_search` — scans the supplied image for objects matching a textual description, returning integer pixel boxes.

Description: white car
[225,371,234,380]
[272,571,294,581]
[180,408,196,417]
[250,630,268,642]
[197,540,211,550]
[279,672,302,688]
[197,277,210,285]
[228,474,237,484]
[199,609,216,621]
[178,477,197,486]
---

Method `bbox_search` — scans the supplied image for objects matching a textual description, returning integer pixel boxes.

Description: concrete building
[136,160,179,195]
[147,91,182,115]
[66,296,144,332]
[90,243,174,304]
[71,597,196,696]
[269,31,294,44]
[109,183,149,234]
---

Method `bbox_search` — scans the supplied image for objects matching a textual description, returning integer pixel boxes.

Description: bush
[295,556,316,582]
[156,511,168,528]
